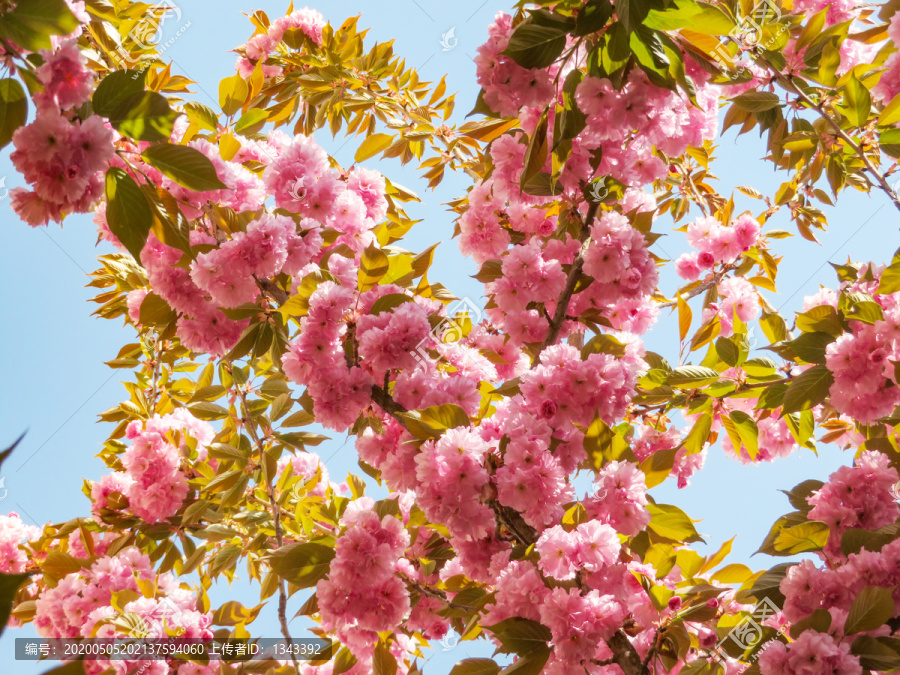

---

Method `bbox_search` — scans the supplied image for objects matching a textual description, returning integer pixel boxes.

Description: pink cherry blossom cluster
[33,546,212,675]
[873,14,900,104]
[282,281,375,431]
[10,44,114,227]
[702,276,761,337]
[675,214,762,282]
[535,521,620,580]
[0,512,41,574]
[316,502,411,662]
[825,309,900,423]
[758,631,861,675]
[573,66,718,189]
[807,450,899,557]
[585,460,651,536]
[190,213,322,308]
[520,342,645,428]
[488,402,575,529]
[236,7,326,78]
[473,12,558,118]
[91,410,214,524]
[265,134,387,251]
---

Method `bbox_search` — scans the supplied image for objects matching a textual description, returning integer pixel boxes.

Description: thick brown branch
[533,201,600,366]
[608,630,651,675]
[256,277,290,306]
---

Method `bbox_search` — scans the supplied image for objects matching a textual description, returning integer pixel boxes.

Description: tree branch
[233,374,299,673]
[533,201,600,366]
[764,64,900,216]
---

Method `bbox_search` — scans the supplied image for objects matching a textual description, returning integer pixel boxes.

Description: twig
[533,201,600,366]
[764,65,900,215]
[233,374,300,673]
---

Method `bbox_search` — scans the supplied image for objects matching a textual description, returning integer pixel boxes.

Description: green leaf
[235,109,269,135]
[333,647,358,675]
[795,304,843,335]
[501,23,568,69]
[780,364,834,414]
[373,643,398,675]
[647,503,704,543]
[141,143,228,192]
[667,366,720,388]
[845,586,895,635]
[716,336,747,367]
[188,402,230,421]
[105,168,153,262]
[107,91,180,142]
[355,133,393,162]
[575,0,614,35]
[743,357,777,378]
[683,412,712,455]
[0,573,31,639]
[773,521,829,554]
[370,293,414,315]
[737,563,793,606]
[640,447,678,488]
[841,523,900,557]
[0,0,79,52]
[729,411,759,459]
[485,617,551,656]
[644,0,734,34]
[876,262,900,295]
[781,479,823,513]
[450,659,501,675]
[843,76,871,128]
[92,69,148,117]
[209,544,242,576]
[183,101,219,131]
[0,79,27,150]
[851,636,900,672]
[732,91,781,112]
[397,404,470,440]
[787,332,834,364]
[615,0,652,33]
[358,243,389,291]
[138,292,175,326]
[269,542,335,588]
[219,74,249,116]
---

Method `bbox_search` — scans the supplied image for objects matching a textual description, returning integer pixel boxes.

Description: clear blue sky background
[1,0,897,672]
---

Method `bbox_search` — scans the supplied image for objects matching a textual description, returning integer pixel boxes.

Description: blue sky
[1,0,897,672]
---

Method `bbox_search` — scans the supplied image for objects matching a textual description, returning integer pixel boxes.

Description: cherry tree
[2,0,900,674]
